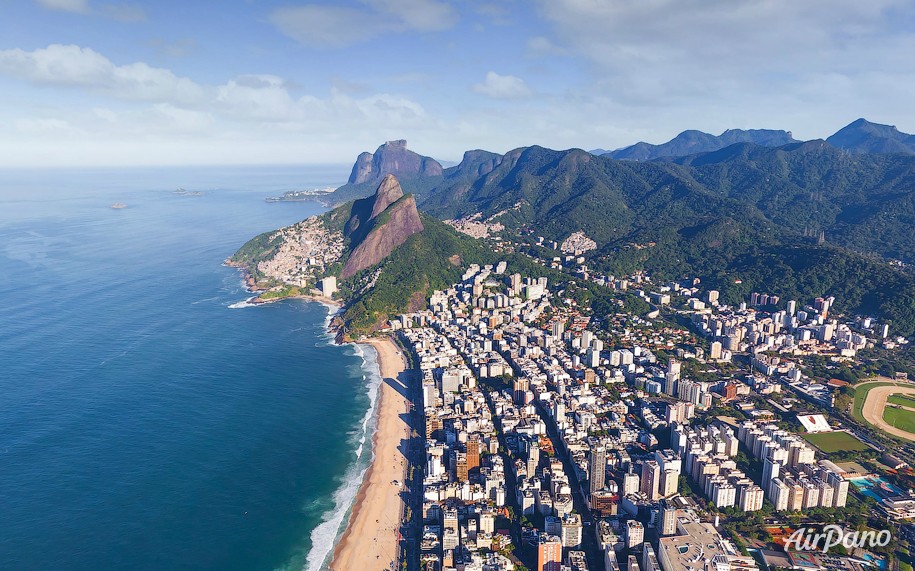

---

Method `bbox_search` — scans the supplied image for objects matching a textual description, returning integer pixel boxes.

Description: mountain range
[600,128,798,161]
[826,118,915,155]
[238,117,915,335]
[327,120,915,207]
[322,120,915,334]
[594,118,915,160]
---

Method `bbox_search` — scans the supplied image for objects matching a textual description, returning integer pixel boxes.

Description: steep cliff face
[369,174,404,220]
[340,176,424,278]
[347,140,443,184]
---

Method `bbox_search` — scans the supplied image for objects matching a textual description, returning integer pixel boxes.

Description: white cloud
[269,5,383,49]
[0,43,439,166]
[521,0,915,144]
[0,44,205,104]
[270,0,457,48]
[472,71,533,99]
[216,75,303,122]
[366,0,456,31]
[34,0,89,13]
[534,0,914,96]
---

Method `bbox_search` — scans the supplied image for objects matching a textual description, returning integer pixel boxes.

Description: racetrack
[861,383,915,442]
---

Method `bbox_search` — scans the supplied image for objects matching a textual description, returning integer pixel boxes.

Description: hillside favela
[2,3,915,571]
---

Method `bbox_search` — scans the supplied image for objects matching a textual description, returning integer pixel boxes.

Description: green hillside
[337,213,489,332]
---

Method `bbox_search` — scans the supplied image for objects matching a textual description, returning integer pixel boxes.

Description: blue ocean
[0,166,379,570]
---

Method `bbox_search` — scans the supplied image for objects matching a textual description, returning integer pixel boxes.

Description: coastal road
[861,384,915,442]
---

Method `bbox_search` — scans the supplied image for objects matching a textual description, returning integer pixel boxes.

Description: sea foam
[302,315,382,571]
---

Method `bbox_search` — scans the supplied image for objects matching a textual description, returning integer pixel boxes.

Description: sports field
[883,407,915,435]
[852,381,896,422]
[887,393,915,408]
[854,378,915,441]
[802,430,870,453]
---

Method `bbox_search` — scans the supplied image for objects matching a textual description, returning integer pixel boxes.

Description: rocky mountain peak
[346,140,444,184]
[370,174,405,220]
[340,175,424,279]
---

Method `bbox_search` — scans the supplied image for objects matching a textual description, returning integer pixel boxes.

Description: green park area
[802,431,870,453]
[883,407,915,435]
[887,394,915,408]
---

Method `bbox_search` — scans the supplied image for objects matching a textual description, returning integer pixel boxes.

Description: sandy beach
[330,336,412,571]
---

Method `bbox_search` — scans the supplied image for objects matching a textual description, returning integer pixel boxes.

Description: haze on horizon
[1,0,914,167]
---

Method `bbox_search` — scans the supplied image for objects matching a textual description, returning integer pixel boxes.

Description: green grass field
[802,431,870,453]
[851,380,898,422]
[883,407,915,435]
[887,394,915,409]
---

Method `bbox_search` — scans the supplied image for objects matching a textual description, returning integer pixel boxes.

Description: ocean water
[0,166,376,570]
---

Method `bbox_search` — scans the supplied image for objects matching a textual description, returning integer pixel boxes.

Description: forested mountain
[412,142,915,335]
[826,118,915,155]
[602,128,797,160]
[668,139,915,262]
[311,131,915,335]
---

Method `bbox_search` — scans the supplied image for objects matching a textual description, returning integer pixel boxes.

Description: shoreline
[226,260,413,568]
[329,336,411,571]
[224,260,342,310]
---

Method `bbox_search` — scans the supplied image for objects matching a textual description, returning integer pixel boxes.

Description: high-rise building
[626,520,644,548]
[443,509,459,550]
[710,341,722,360]
[660,469,679,498]
[622,471,640,496]
[664,372,678,396]
[738,485,764,512]
[426,415,442,439]
[711,482,736,508]
[455,451,468,482]
[510,273,522,294]
[561,514,583,548]
[537,534,562,571]
[480,511,495,534]
[658,501,677,536]
[641,460,661,500]
[590,444,607,495]
[769,478,789,511]
[527,439,540,477]
[762,456,781,486]
[319,276,337,297]
[514,377,530,404]
[668,358,681,380]
[828,471,849,507]
[467,433,481,473]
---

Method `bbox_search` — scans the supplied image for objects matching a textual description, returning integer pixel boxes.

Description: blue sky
[1,0,914,167]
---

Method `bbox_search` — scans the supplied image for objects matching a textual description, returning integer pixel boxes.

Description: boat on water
[173,188,204,196]
[110,202,127,209]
